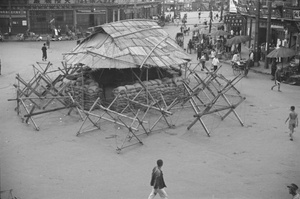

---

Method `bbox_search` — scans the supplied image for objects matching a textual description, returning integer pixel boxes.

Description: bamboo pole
[20,99,39,130]
[23,106,70,118]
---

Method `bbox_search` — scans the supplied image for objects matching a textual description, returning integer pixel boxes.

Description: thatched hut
[63,19,191,111]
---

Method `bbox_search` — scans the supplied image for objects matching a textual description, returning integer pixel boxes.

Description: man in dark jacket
[148,159,168,199]
[41,43,47,61]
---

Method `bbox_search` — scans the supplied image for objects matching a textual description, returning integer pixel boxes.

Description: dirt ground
[1,24,300,199]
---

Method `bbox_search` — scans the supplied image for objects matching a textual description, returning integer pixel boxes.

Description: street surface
[0,12,300,199]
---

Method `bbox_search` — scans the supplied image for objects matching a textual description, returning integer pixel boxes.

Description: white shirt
[232,54,240,63]
[212,57,219,66]
[211,50,216,58]
[249,52,254,60]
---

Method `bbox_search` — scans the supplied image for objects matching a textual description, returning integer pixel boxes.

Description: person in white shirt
[210,49,216,59]
[231,52,241,64]
[211,56,219,72]
[248,49,254,67]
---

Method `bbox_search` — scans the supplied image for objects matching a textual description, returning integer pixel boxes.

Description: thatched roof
[64,19,191,69]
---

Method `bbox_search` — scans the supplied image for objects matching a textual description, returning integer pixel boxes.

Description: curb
[220,59,271,75]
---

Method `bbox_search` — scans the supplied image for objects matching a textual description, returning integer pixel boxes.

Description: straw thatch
[64,19,191,69]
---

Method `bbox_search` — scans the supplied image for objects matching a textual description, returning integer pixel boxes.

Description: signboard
[293,10,300,19]
[77,9,106,14]
[229,0,238,13]
[29,0,74,3]
[224,14,244,27]
[0,10,27,18]
[271,24,284,29]
[75,0,114,3]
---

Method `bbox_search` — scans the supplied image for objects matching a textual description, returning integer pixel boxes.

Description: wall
[111,76,187,112]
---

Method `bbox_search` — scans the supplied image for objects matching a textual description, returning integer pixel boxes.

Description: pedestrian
[148,159,168,199]
[271,59,277,80]
[285,106,298,141]
[200,53,206,71]
[287,183,300,199]
[46,35,50,49]
[271,66,283,92]
[196,44,202,60]
[180,25,184,33]
[248,49,254,67]
[211,56,220,72]
[210,48,216,59]
[187,39,193,54]
[41,43,47,61]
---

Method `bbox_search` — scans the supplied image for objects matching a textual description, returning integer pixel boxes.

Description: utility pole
[134,0,137,19]
[254,0,260,67]
[173,0,176,19]
[220,0,224,22]
[264,0,272,69]
[162,0,165,18]
[8,0,12,34]
[209,2,212,33]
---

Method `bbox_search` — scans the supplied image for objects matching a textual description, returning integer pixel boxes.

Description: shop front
[0,9,28,35]
[28,0,74,34]
[76,8,107,31]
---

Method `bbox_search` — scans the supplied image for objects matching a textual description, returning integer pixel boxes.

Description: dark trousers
[197,52,201,60]
[213,65,218,71]
[201,61,205,69]
[42,53,47,61]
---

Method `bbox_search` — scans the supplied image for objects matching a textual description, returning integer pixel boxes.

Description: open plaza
[0,9,300,199]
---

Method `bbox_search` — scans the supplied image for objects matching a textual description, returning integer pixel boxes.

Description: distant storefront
[1,0,161,35]
[0,8,27,34]
[28,0,74,34]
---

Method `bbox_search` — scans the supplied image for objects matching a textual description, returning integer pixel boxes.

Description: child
[211,56,219,72]
[285,106,298,141]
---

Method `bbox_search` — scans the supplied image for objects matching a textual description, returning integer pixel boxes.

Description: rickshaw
[232,60,249,76]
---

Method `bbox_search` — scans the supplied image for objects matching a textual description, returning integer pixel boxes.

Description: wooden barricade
[9,62,83,130]
[181,63,246,136]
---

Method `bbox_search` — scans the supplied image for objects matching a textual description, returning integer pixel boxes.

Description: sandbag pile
[111,77,187,112]
[65,67,104,110]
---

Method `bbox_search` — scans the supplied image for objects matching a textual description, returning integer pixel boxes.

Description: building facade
[228,0,300,52]
[0,0,28,34]
[0,0,160,35]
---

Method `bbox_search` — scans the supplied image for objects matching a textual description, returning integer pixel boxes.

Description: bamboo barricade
[180,64,246,136]
[9,62,83,130]
[76,95,145,153]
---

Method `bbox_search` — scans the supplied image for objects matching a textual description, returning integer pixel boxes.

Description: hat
[287,183,299,190]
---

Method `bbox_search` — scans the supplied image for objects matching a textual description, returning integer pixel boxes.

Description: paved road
[0,18,300,199]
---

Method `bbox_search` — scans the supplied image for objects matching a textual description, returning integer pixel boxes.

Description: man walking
[271,66,283,92]
[211,56,220,72]
[46,35,50,49]
[148,159,168,199]
[41,43,47,61]
[285,106,298,141]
